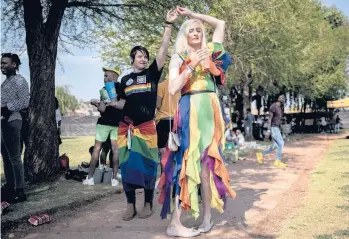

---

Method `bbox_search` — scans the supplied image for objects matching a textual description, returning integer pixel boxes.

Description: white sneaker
[111,178,119,187]
[83,176,94,185]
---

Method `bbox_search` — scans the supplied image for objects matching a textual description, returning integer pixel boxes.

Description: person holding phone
[83,67,122,187]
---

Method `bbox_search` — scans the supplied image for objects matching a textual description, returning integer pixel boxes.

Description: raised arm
[156,9,179,70]
[177,6,225,43]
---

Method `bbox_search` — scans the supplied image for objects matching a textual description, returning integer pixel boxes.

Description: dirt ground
[7,134,340,239]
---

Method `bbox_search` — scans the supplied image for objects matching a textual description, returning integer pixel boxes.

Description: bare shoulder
[170,54,183,66]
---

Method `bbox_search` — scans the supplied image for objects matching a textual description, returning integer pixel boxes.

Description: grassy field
[0,136,95,178]
[278,138,349,239]
[60,136,95,168]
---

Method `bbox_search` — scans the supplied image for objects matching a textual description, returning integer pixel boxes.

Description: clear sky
[2,0,348,101]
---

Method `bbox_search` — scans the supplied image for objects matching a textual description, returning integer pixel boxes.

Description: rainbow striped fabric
[117,118,159,190]
[125,83,151,96]
[158,92,236,220]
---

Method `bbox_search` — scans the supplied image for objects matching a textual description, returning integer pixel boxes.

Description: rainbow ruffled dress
[158,42,236,219]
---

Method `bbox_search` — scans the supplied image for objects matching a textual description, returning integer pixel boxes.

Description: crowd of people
[1,5,344,238]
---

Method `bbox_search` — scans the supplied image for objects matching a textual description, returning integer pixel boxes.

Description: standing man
[83,66,122,187]
[335,115,341,133]
[244,108,254,142]
[1,53,29,203]
[256,95,287,168]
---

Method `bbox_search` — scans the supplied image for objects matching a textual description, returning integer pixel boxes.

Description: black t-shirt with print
[118,60,163,126]
[97,82,123,127]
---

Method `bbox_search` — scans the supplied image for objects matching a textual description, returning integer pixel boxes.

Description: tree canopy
[100,0,349,102]
[55,86,79,114]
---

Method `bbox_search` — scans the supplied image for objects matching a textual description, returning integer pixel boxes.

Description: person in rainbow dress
[157,6,236,238]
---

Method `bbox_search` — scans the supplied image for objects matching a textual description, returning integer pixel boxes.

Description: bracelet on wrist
[165,21,173,25]
[164,24,173,29]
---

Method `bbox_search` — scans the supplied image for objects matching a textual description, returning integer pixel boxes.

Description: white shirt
[237,134,245,146]
[225,129,232,141]
[321,117,327,126]
[56,108,62,127]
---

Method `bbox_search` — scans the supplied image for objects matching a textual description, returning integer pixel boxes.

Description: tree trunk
[24,43,60,182]
[23,0,67,182]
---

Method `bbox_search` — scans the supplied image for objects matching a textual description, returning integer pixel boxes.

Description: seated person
[236,129,246,148]
[226,129,245,162]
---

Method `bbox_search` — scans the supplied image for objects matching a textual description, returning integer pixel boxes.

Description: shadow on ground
[1,178,122,233]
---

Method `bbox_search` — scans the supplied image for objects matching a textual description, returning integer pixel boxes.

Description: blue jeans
[1,120,25,189]
[263,126,284,161]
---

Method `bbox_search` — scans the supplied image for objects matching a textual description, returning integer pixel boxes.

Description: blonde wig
[172,19,208,56]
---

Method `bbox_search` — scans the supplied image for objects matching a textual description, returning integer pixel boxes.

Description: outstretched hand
[166,9,179,23]
[176,6,192,17]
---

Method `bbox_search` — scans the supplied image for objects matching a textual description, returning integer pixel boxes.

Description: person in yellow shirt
[156,79,181,158]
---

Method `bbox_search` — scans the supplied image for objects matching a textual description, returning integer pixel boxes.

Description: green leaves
[97,0,349,101]
[55,86,79,114]
[208,0,349,99]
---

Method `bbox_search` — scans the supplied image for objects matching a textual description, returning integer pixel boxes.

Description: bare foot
[166,224,200,238]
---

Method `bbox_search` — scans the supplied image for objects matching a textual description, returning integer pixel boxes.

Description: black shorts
[156,119,174,149]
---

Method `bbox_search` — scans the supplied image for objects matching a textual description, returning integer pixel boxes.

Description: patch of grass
[315,235,334,239]
[336,205,349,211]
[313,171,326,175]
[0,136,94,178]
[60,136,95,168]
[335,229,349,237]
[340,185,349,197]
[277,139,349,239]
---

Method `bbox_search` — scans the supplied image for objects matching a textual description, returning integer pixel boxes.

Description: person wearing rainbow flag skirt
[110,9,179,221]
[157,6,236,238]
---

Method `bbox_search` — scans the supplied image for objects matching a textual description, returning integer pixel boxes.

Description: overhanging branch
[67,1,145,8]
